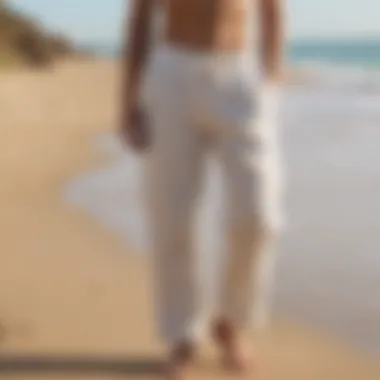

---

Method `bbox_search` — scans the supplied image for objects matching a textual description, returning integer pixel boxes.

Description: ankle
[213,317,237,343]
[169,340,196,364]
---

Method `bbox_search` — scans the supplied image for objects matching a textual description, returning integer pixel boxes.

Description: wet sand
[0,61,379,379]
[66,84,380,355]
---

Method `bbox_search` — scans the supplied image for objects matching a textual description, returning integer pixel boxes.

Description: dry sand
[0,61,379,379]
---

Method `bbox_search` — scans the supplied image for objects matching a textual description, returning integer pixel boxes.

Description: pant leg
[216,82,283,332]
[143,54,205,344]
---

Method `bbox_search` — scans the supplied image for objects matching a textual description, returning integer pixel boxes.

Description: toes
[212,318,254,374]
[222,349,252,374]
[163,341,196,380]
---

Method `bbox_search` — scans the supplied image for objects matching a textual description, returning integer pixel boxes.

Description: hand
[266,67,285,85]
[120,101,150,152]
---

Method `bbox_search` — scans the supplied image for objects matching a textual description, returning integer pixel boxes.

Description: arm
[122,0,155,110]
[259,0,285,81]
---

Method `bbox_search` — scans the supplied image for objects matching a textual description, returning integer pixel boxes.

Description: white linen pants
[142,44,283,344]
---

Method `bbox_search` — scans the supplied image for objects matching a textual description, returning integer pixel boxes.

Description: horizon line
[77,35,380,46]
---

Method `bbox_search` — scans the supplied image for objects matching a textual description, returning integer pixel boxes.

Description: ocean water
[289,40,380,67]
[66,40,380,354]
[288,40,380,91]
[82,39,380,92]
[84,39,380,67]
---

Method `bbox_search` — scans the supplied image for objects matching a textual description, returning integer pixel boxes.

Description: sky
[7,0,380,44]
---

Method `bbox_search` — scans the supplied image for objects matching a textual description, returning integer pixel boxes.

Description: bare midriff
[164,0,252,53]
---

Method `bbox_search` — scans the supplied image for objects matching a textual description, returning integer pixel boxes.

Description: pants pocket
[210,68,258,129]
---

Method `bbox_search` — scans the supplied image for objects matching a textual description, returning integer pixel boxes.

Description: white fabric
[142,44,284,344]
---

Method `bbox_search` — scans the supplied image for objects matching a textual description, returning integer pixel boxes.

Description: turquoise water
[82,39,380,68]
[290,40,380,67]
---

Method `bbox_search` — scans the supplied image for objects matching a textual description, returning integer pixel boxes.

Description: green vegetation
[0,3,76,68]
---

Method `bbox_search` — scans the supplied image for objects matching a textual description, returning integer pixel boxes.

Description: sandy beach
[0,60,379,380]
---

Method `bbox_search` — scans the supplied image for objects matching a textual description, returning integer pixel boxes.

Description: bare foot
[212,318,253,374]
[163,341,195,380]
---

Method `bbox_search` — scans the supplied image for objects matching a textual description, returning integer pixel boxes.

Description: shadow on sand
[0,355,164,376]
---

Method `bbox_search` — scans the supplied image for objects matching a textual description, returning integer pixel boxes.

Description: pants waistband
[151,42,258,73]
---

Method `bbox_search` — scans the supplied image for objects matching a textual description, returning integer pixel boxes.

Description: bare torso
[163,0,253,52]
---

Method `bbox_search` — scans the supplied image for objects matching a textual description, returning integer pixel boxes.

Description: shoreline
[0,60,379,379]
[66,82,380,356]
[66,123,380,357]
